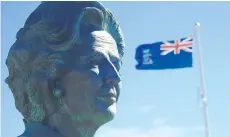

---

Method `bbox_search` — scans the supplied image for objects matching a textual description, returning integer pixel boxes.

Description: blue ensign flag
[135,36,193,70]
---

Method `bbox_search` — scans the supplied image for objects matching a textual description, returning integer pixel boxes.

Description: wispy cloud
[96,122,203,137]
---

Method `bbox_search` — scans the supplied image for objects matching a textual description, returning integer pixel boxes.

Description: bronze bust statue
[5,1,125,137]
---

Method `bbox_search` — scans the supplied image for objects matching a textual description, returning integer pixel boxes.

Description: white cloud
[96,124,203,137]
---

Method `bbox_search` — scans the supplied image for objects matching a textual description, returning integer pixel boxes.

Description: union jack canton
[160,36,193,56]
[135,36,193,70]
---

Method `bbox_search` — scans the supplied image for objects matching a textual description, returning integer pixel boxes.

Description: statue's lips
[96,88,117,105]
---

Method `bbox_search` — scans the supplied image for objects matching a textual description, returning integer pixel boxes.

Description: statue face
[5,4,124,127]
[59,31,121,124]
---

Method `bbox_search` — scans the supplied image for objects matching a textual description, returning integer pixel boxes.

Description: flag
[135,36,193,70]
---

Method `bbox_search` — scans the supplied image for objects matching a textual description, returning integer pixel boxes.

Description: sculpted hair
[5,1,124,123]
[5,2,83,123]
[5,28,71,123]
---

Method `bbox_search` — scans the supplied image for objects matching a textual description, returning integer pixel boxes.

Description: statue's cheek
[87,69,103,90]
[61,70,102,93]
[60,71,101,113]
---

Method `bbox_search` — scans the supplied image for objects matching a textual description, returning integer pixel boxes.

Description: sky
[1,1,230,137]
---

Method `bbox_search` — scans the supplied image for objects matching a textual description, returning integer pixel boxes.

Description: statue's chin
[94,101,117,125]
[104,103,117,119]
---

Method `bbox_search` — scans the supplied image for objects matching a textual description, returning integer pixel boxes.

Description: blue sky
[1,1,230,137]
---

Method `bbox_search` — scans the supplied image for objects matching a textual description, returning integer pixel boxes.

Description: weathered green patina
[5,1,125,137]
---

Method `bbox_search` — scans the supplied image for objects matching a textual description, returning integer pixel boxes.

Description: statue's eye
[90,57,103,66]
[89,52,105,65]
[89,59,98,66]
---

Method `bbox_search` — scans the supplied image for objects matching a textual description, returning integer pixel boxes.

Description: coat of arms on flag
[135,36,193,70]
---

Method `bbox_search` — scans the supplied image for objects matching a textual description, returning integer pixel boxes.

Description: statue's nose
[101,60,121,87]
[104,72,121,86]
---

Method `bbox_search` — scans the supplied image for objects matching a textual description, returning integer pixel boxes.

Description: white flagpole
[194,22,211,137]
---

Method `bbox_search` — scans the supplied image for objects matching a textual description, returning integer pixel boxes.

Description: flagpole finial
[195,22,201,28]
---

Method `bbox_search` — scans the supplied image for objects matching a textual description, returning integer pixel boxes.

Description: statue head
[5,1,124,133]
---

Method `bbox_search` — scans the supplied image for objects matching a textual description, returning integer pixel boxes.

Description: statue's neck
[21,120,98,137]
[52,122,98,137]
[47,113,99,137]
[20,123,64,137]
